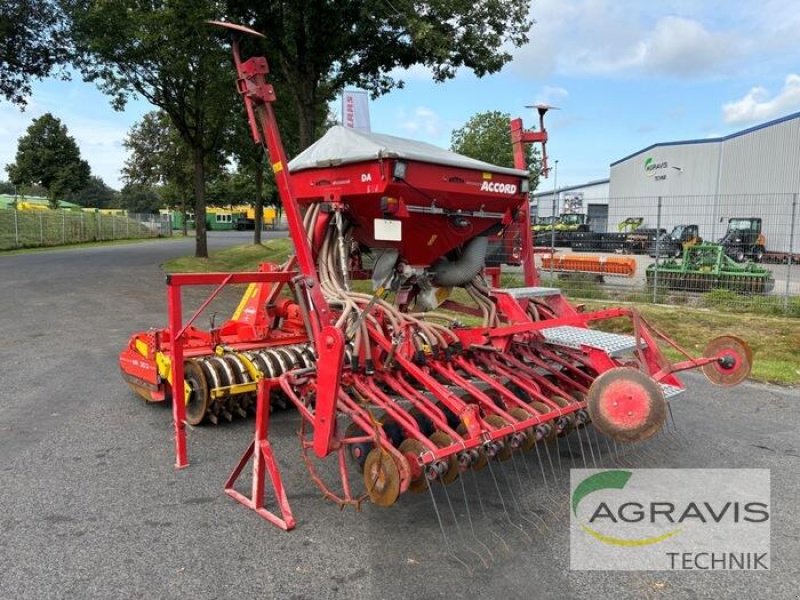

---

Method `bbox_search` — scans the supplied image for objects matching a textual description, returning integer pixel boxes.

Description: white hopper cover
[288,125,528,177]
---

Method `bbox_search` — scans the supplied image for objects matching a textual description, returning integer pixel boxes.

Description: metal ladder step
[660,383,685,399]
[539,325,644,357]
[493,286,562,299]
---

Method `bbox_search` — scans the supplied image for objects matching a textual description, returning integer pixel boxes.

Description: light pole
[550,159,559,278]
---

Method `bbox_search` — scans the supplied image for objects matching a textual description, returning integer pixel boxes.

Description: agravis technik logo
[570,469,770,571]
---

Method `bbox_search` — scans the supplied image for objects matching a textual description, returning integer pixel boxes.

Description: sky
[1,0,799,192]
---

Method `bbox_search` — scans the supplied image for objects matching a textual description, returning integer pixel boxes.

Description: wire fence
[497,192,800,316]
[0,210,172,251]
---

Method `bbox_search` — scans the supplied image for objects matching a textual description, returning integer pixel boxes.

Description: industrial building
[534,110,800,252]
[530,178,610,232]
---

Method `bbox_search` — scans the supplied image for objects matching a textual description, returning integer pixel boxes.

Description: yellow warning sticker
[272,161,283,173]
[482,172,492,180]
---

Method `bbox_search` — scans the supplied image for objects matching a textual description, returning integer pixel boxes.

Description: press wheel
[484,415,513,461]
[457,423,488,471]
[398,438,428,493]
[587,367,666,443]
[702,335,752,386]
[183,360,210,426]
[429,431,459,485]
[363,449,401,507]
[508,407,537,451]
[529,400,558,442]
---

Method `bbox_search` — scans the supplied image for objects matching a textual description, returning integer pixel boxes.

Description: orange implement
[540,253,637,277]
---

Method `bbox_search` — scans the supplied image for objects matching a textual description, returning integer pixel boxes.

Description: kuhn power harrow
[119,23,752,530]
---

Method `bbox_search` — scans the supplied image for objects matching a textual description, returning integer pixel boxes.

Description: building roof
[610,110,800,167]
[531,178,609,198]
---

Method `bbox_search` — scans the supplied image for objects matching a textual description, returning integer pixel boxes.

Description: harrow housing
[119,23,754,531]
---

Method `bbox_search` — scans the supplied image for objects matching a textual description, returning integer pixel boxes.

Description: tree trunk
[193,145,208,258]
[296,98,316,151]
[253,165,263,245]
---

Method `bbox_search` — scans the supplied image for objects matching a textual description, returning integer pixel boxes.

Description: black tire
[734,249,745,262]
[753,245,765,263]
[673,245,682,259]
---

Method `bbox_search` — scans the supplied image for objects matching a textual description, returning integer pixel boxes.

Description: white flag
[342,90,371,132]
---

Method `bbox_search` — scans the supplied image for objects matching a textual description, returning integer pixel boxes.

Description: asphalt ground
[1,231,798,600]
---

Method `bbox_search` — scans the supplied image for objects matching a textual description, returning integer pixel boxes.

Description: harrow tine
[509,452,550,532]
[457,475,495,564]
[425,477,472,574]
[440,477,490,568]
[469,470,510,553]
[517,449,558,525]
[578,426,598,469]
[485,459,532,543]
[573,428,589,469]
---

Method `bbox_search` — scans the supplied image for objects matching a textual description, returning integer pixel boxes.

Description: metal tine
[484,459,533,543]
[424,476,472,574]
[509,451,551,532]
[516,446,559,524]
[503,451,547,535]
[532,438,565,510]
[469,469,510,553]
[577,426,598,469]
[439,477,491,569]
[457,474,495,565]
[572,425,590,469]
[495,457,545,538]
[589,426,614,468]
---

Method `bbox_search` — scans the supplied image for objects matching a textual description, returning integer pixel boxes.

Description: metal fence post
[39,213,44,245]
[127,216,130,238]
[653,196,662,303]
[13,209,19,247]
[62,210,66,243]
[785,193,797,311]
[112,214,116,239]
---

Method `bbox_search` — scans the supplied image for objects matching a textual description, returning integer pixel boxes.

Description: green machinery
[646,243,775,294]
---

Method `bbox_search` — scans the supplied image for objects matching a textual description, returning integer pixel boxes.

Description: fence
[499,192,800,316]
[0,210,172,251]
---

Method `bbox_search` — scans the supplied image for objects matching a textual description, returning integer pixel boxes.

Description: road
[1,232,798,599]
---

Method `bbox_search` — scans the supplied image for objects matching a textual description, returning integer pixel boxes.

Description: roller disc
[457,423,488,471]
[398,438,428,493]
[550,395,576,435]
[363,449,401,507]
[183,360,210,426]
[586,367,666,443]
[345,423,374,473]
[429,431,459,484]
[484,415,513,461]
[702,335,752,386]
[508,407,537,451]
[529,400,558,442]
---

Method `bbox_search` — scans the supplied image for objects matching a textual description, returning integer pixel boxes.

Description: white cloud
[513,1,742,79]
[534,85,569,106]
[399,106,444,138]
[722,74,800,124]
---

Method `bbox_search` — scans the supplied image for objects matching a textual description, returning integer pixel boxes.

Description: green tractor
[646,243,774,294]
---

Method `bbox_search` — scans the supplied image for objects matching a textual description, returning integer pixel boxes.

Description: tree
[450,110,540,190]
[123,111,193,232]
[66,175,118,208]
[66,1,238,257]
[0,1,69,106]
[119,183,163,214]
[6,113,91,207]
[226,0,533,149]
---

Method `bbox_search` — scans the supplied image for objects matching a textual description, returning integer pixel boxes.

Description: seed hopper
[119,23,753,530]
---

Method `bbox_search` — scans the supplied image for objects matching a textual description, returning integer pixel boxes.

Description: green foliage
[66,0,239,256]
[0,181,15,195]
[450,110,540,190]
[65,175,118,208]
[6,113,91,207]
[227,0,533,147]
[0,1,70,106]
[119,183,163,214]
